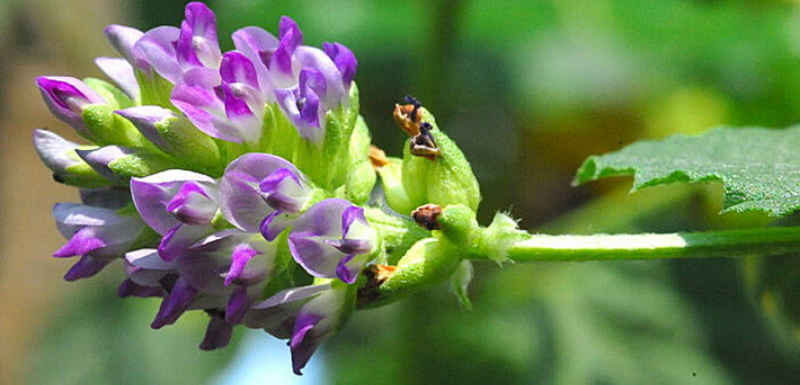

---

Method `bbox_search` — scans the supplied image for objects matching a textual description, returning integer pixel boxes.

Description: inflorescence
[33,2,521,375]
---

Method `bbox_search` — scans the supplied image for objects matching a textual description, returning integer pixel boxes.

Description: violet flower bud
[115,106,221,170]
[32,129,108,187]
[94,57,140,101]
[36,76,106,138]
[246,281,354,375]
[288,198,377,284]
[103,24,146,69]
[180,229,277,324]
[323,42,358,86]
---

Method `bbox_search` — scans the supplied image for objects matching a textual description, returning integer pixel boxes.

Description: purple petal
[158,223,213,262]
[53,227,107,258]
[323,42,358,85]
[36,76,105,136]
[115,105,176,150]
[226,285,250,324]
[181,2,221,68]
[151,278,199,328]
[252,284,330,310]
[334,254,358,284]
[125,248,177,286]
[224,243,261,286]
[118,279,164,297]
[166,181,216,225]
[272,17,303,79]
[135,26,182,83]
[231,26,277,88]
[232,26,279,63]
[290,313,323,375]
[76,146,134,181]
[294,46,346,107]
[288,235,343,279]
[275,87,322,143]
[52,203,143,260]
[259,211,294,241]
[130,169,217,234]
[64,255,112,281]
[244,284,330,336]
[103,25,145,66]
[288,199,375,280]
[200,313,233,350]
[220,51,259,89]
[219,153,306,232]
[94,57,140,100]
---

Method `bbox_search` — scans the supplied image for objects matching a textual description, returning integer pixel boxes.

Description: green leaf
[574,126,800,216]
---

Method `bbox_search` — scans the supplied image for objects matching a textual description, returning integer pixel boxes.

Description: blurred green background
[3,0,800,384]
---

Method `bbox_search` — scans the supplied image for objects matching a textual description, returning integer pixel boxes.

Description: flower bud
[395,101,481,212]
[33,129,109,187]
[116,106,221,173]
[76,145,173,181]
[36,76,106,139]
[361,237,460,308]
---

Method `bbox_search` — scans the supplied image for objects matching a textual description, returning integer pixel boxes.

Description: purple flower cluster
[33,2,377,375]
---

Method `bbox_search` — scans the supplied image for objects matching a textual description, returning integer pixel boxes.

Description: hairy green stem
[506,227,800,262]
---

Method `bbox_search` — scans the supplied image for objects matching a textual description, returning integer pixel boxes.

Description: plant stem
[505,227,800,262]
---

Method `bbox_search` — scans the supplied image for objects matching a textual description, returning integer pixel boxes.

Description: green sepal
[153,114,222,175]
[377,158,414,215]
[83,77,134,110]
[344,116,376,205]
[52,147,111,188]
[437,205,526,264]
[136,71,174,108]
[106,148,174,179]
[82,104,147,147]
[318,84,360,190]
[479,212,527,264]
[401,109,481,211]
[450,260,474,310]
[361,237,461,308]
[261,103,301,162]
[436,204,481,247]
[364,207,429,265]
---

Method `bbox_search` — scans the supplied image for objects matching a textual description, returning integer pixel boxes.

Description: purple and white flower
[246,282,352,375]
[171,51,268,143]
[220,153,312,241]
[134,2,221,84]
[130,169,219,262]
[288,198,376,284]
[52,203,145,281]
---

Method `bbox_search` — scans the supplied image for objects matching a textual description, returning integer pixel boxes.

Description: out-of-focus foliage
[14,0,800,384]
[27,279,239,385]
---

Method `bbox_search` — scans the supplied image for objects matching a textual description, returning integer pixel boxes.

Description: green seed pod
[395,102,481,212]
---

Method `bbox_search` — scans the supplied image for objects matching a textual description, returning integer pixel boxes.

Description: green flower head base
[33,1,514,375]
